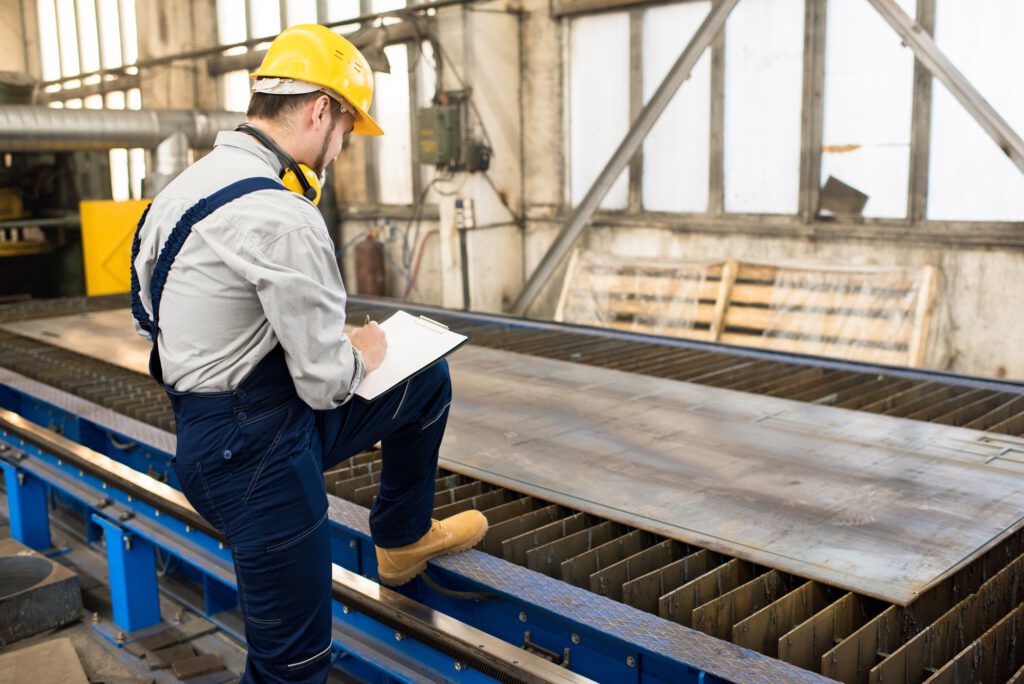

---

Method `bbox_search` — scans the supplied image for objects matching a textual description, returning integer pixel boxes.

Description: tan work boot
[376,510,488,586]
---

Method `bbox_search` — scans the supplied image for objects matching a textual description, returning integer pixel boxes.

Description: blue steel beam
[0,458,52,550]
[91,514,162,632]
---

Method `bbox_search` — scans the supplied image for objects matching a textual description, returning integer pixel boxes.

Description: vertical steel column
[510,0,741,316]
[92,515,162,632]
[865,0,1024,176]
[1,462,52,550]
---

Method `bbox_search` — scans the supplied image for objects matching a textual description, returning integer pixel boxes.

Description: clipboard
[354,310,468,401]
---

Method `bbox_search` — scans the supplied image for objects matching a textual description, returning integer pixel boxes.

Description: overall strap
[131,177,287,343]
[130,202,154,338]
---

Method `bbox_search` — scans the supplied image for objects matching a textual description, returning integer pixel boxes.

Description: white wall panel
[821,0,915,218]
[723,0,804,214]
[642,1,711,213]
[928,0,1024,221]
[569,12,630,210]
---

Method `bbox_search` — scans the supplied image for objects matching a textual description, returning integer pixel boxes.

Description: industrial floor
[3,295,1024,682]
[5,308,1023,605]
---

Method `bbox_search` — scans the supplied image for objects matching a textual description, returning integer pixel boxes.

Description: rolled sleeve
[242,221,360,410]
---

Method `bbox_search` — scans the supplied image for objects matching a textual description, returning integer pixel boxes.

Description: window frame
[560,0,1024,245]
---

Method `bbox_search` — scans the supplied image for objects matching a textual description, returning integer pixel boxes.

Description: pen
[363,314,371,326]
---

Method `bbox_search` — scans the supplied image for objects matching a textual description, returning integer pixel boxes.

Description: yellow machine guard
[80,199,148,296]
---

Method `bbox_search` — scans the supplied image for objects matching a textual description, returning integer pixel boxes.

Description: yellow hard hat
[252,24,384,137]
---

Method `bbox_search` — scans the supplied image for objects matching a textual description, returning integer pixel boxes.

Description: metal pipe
[146,132,190,196]
[866,0,1024,176]
[0,106,244,152]
[510,0,741,316]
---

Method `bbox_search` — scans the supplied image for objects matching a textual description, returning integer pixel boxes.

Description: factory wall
[11,0,1024,379]
[515,0,1024,381]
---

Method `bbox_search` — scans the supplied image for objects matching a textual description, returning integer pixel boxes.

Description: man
[130,24,487,683]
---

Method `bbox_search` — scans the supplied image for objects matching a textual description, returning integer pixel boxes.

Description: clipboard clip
[417,315,449,331]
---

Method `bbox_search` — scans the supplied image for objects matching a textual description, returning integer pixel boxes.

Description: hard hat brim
[351,109,384,137]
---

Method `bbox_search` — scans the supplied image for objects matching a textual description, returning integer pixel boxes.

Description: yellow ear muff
[281,164,322,206]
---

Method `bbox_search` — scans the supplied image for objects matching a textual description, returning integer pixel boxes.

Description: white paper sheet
[354,310,467,401]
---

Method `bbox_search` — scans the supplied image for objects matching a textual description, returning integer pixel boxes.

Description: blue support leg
[202,574,238,616]
[2,462,52,550]
[92,515,161,633]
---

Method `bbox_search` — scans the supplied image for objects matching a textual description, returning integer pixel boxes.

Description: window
[642,1,712,213]
[821,0,915,219]
[927,0,1024,221]
[36,0,143,200]
[215,0,420,206]
[563,0,1024,227]
[723,0,804,214]
[568,12,630,210]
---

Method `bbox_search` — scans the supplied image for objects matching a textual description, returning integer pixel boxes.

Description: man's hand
[350,322,387,372]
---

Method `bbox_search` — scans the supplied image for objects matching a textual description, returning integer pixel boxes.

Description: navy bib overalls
[132,178,453,683]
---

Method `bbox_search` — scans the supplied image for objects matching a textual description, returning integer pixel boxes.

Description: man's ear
[312,94,332,130]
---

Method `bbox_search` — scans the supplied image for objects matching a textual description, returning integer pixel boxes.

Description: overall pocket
[237,407,327,550]
[172,461,227,535]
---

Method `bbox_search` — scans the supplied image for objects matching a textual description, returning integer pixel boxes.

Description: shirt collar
[214,130,285,176]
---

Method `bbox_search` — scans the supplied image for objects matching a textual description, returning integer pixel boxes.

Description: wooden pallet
[555,249,937,367]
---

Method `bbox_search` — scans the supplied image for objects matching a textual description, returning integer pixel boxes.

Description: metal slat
[878,385,972,418]
[777,592,883,674]
[922,603,1024,684]
[479,496,541,526]
[732,581,843,658]
[482,505,568,557]
[621,549,724,614]
[587,539,689,601]
[501,512,594,566]
[559,529,654,588]
[433,489,514,520]
[834,379,917,410]
[904,388,990,422]
[870,554,1024,684]
[691,570,798,642]
[931,391,1015,427]
[334,470,380,500]
[658,559,759,629]
[964,394,1024,431]
[525,520,625,579]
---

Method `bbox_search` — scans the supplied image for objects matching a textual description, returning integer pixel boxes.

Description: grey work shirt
[132,130,363,409]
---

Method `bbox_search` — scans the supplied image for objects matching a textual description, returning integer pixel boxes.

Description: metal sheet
[1,309,151,375]
[442,347,1024,605]
[8,309,1024,606]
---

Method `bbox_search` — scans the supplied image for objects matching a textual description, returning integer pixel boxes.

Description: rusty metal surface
[440,345,1024,606]
[1,308,151,375]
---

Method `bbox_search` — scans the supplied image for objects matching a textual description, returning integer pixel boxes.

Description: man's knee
[420,359,451,397]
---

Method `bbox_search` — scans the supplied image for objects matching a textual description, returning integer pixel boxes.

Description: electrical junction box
[418,105,461,167]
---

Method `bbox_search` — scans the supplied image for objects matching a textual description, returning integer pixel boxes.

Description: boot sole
[378,521,489,587]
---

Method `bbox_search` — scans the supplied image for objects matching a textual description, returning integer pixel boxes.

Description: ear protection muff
[236,123,322,206]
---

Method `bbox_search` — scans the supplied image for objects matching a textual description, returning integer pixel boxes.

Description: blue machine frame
[0,378,828,684]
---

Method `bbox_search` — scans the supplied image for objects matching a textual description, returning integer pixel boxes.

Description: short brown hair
[246,91,344,123]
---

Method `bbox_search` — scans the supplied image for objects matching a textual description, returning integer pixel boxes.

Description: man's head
[245,25,384,178]
[246,89,353,176]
